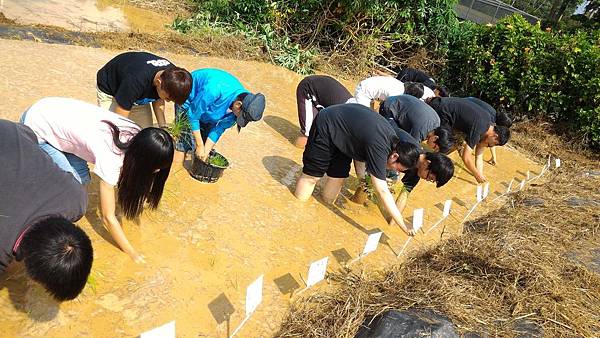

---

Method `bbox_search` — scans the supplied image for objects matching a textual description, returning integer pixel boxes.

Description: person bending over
[23,97,173,263]
[173,68,265,164]
[395,67,449,97]
[294,103,421,235]
[0,119,92,301]
[428,97,510,183]
[97,51,192,128]
[387,128,454,227]
[294,75,352,148]
[465,96,513,166]
[380,94,455,153]
[346,76,431,109]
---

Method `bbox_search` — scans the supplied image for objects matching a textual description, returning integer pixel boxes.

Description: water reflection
[1,0,171,33]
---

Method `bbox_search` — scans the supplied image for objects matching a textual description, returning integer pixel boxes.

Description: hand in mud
[195,148,208,162]
[486,158,497,166]
[475,173,487,184]
[130,252,146,264]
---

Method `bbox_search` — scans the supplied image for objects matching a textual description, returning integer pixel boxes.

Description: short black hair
[160,67,192,105]
[425,152,454,187]
[403,82,425,99]
[433,126,455,154]
[19,216,93,301]
[495,110,513,128]
[433,85,449,97]
[392,142,420,169]
[494,125,511,146]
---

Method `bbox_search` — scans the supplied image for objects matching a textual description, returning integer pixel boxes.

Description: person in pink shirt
[22,97,173,263]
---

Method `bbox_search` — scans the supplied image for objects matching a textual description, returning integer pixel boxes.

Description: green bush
[176,0,460,74]
[444,15,600,148]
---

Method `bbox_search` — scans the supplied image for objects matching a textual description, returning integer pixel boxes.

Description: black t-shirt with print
[318,103,399,180]
[97,52,175,110]
[0,120,87,273]
[300,75,352,108]
[428,97,492,149]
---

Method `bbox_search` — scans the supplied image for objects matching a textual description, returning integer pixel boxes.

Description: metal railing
[455,0,540,25]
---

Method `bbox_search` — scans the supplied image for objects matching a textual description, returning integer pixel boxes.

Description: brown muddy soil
[0,37,545,338]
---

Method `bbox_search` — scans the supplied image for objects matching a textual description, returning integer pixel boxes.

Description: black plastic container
[189,151,229,183]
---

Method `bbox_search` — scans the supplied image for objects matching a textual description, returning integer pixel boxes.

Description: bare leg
[294,174,319,201]
[488,146,498,165]
[321,177,345,204]
[294,135,308,148]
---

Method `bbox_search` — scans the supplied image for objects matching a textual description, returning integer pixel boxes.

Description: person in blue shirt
[173,68,266,164]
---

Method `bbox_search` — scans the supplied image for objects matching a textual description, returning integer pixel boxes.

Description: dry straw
[277,122,600,337]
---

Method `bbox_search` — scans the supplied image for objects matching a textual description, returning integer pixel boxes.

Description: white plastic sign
[412,208,424,232]
[507,179,514,193]
[519,179,525,190]
[555,158,561,168]
[362,232,383,255]
[306,257,328,287]
[526,171,531,180]
[476,185,483,202]
[442,200,452,218]
[483,183,490,199]
[141,321,175,338]
[245,275,264,317]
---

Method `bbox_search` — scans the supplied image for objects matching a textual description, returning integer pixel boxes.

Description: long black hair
[103,121,174,219]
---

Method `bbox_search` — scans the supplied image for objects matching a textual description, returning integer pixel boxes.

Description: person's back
[23,97,140,186]
[396,68,436,89]
[0,119,92,300]
[318,103,397,179]
[301,75,352,107]
[182,68,248,125]
[351,76,406,106]
[429,97,492,149]
[97,52,175,110]
[466,97,512,128]
[380,95,440,141]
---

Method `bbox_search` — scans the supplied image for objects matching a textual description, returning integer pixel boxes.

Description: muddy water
[0,39,543,337]
[0,0,172,32]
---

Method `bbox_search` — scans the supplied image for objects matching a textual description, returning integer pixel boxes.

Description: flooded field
[0,38,544,337]
[0,0,172,32]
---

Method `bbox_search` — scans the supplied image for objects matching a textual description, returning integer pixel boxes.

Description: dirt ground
[0,38,543,337]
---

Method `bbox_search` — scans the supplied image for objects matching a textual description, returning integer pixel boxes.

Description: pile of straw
[277,123,600,337]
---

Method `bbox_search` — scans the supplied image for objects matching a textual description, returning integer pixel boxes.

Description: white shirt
[23,97,140,186]
[348,76,406,107]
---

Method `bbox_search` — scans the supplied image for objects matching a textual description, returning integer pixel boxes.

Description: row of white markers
[140,157,562,338]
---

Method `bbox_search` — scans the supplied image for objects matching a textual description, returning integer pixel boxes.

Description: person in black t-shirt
[465,96,513,166]
[0,120,92,301]
[387,129,455,228]
[379,94,455,153]
[294,75,352,148]
[428,97,511,183]
[294,103,421,235]
[395,67,449,97]
[97,51,192,128]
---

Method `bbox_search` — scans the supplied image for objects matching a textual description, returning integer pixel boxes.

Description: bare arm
[389,189,409,227]
[113,104,130,118]
[151,99,167,127]
[487,146,498,165]
[192,130,207,161]
[475,143,486,176]
[99,180,145,263]
[372,177,414,236]
[462,143,487,183]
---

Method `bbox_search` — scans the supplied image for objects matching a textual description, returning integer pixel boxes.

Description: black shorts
[301,114,352,178]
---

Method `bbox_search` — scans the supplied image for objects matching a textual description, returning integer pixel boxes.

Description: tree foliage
[444,15,600,147]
